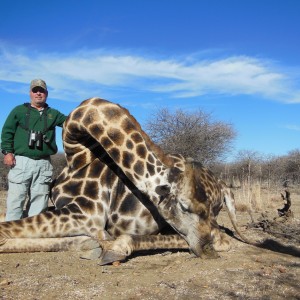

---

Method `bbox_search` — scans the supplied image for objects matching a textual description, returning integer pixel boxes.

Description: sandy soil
[0,193,299,300]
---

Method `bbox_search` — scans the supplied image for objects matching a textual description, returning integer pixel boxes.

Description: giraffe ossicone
[0,98,250,264]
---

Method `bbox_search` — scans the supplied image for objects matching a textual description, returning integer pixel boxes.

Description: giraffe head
[154,156,219,258]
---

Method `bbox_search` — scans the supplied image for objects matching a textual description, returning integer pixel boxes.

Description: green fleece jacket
[1,103,67,159]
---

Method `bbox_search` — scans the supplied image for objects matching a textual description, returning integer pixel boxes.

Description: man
[1,79,67,221]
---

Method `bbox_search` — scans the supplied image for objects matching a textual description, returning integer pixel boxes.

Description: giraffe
[0,98,251,264]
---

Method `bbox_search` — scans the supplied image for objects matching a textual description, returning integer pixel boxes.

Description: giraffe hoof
[79,239,101,251]
[80,247,103,260]
[98,250,126,266]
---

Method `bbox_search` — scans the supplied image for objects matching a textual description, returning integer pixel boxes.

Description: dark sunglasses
[32,87,46,93]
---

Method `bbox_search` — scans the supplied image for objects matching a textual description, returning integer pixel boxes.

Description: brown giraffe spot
[27,225,35,233]
[121,118,136,134]
[44,211,55,220]
[113,228,121,237]
[66,121,82,138]
[83,181,99,200]
[50,217,58,225]
[72,153,88,170]
[126,139,134,150]
[111,213,118,223]
[72,221,79,228]
[122,151,135,169]
[133,160,144,176]
[42,226,50,233]
[131,132,143,144]
[36,214,44,225]
[101,136,113,149]
[72,107,84,120]
[12,228,22,236]
[96,202,104,214]
[86,220,95,228]
[55,197,73,210]
[133,173,141,181]
[146,162,155,176]
[64,224,71,232]
[91,98,105,106]
[107,128,125,146]
[88,162,105,178]
[134,223,141,234]
[26,217,34,224]
[102,107,122,121]
[119,219,133,231]
[63,181,83,197]
[143,211,157,225]
[155,178,161,185]
[73,214,88,221]
[60,217,69,223]
[100,168,115,187]
[120,194,138,215]
[75,197,95,213]
[136,144,147,159]
[148,154,155,164]
[155,160,163,166]
[65,203,82,214]
[110,147,121,164]
[82,114,93,128]
[73,167,88,179]
[89,124,105,139]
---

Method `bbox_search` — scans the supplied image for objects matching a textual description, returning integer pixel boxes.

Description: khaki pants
[5,155,53,221]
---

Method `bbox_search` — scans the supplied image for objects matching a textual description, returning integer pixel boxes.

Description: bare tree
[234,150,263,183]
[145,107,236,164]
[232,150,264,209]
[285,149,300,184]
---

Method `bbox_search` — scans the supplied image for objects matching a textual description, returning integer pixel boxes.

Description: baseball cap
[30,79,47,91]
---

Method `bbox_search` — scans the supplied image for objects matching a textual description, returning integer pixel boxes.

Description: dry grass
[232,182,296,213]
[234,203,249,212]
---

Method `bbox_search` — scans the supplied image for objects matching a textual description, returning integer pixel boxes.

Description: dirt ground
[0,192,299,300]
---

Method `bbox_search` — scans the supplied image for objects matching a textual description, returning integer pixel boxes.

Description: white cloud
[0,44,299,103]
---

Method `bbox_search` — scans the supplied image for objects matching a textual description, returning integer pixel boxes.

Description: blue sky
[0,0,299,161]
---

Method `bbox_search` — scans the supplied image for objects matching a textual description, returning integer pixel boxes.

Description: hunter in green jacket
[1,79,67,221]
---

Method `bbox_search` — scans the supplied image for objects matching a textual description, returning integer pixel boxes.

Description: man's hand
[3,153,16,167]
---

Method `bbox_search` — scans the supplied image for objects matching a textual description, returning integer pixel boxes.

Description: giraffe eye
[179,202,189,212]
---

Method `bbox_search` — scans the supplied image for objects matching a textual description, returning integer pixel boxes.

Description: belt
[14,154,51,161]
[31,156,50,160]
[26,156,51,161]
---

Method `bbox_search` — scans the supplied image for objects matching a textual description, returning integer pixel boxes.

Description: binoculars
[28,130,47,149]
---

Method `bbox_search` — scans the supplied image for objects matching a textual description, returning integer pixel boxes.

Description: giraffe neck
[64,98,175,197]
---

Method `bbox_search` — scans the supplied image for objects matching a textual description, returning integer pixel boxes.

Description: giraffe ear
[155,185,170,196]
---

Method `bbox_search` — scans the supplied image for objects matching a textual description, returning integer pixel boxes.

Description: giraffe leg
[98,234,190,265]
[0,236,97,253]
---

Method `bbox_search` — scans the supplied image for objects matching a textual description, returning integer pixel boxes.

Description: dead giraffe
[0,98,247,264]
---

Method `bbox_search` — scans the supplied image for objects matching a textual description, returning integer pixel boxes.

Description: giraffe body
[0,98,247,263]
